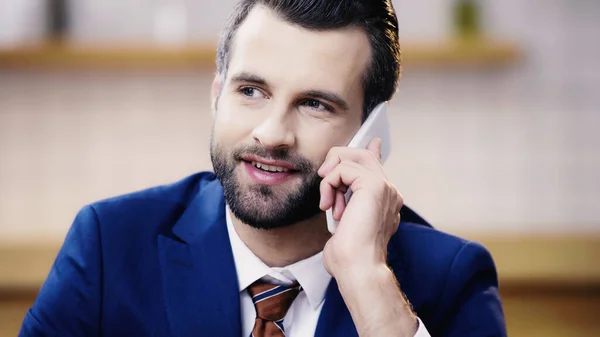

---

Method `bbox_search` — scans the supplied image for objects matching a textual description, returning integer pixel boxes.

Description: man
[20,0,506,336]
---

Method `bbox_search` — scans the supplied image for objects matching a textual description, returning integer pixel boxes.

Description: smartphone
[326,102,392,233]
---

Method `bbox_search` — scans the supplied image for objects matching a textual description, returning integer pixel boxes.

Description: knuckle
[319,178,328,188]
[327,146,344,156]
[321,173,334,185]
[373,178,388,192]
[359,148,375,161]
[396,191,404,206]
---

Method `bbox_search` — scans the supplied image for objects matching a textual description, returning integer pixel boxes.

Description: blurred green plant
[453,0,480,39]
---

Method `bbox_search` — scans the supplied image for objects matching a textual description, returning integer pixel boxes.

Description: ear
[210,75,223,119]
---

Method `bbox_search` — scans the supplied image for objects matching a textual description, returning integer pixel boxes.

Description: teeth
[251,161,289,173]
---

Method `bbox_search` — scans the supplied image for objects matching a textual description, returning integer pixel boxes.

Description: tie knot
[247,280,302,321]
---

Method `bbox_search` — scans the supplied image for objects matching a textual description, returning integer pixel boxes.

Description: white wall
[0,0,599,243]
[0,0,47,47]
[67,0,238,44]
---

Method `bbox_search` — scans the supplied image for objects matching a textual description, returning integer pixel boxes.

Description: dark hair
[216,0,401,121]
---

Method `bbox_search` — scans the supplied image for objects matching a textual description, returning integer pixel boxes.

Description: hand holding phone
[325,102,392,233]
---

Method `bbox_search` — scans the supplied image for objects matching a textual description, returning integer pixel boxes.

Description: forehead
[227,5,371,99]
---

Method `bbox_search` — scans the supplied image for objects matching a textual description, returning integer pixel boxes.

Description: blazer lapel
[314,280,358,337]
[158,178,241,337]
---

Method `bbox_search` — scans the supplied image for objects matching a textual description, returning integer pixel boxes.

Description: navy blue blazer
[20,172,506,336]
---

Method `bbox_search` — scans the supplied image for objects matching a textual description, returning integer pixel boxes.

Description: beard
[210,140,323,230]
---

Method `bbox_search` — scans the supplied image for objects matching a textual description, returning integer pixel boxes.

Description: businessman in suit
[20,0,507,336]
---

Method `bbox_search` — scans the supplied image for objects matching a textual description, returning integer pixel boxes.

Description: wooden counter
[0,39,521,70]
[1,234,599,337]
[1,234,598,293]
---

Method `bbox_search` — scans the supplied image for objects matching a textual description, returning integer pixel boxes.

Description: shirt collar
[226,206,331,309]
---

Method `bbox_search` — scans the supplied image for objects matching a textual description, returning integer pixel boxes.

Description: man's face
[210,5,371,230]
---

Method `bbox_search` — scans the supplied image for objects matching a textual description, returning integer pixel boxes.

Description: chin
[226,184,322,230]
[218,160,323,230]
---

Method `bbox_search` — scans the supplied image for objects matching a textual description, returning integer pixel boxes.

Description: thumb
[367,137,382,162]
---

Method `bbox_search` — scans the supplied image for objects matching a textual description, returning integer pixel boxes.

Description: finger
[319,180,335,211]
[319,169,351,211]
[366,137,382,163]
[320,161,368,195]
[332,189,347,221]
[320,147,381,173]
[318,146,382,176]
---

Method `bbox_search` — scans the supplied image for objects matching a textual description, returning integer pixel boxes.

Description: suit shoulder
[395,222,467,259]
[81,171,219,237]
[390,221,498,306]
[392,222,505,335]
[393,222,495,275]
[90,171,217,212]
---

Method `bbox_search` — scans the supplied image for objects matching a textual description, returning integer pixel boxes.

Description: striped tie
[247,280,302,337]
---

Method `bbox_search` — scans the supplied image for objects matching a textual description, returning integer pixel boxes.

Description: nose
[251,111,296,149]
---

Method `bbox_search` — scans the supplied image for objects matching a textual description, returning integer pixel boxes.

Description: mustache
[232,145,315,172]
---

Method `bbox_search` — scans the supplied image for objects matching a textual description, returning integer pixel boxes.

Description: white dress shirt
[226,207,431,336]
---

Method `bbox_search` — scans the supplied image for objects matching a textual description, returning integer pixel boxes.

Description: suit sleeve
[436,241,508,337]
[19,205,103,337]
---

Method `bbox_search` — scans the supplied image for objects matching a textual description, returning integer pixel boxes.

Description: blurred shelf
[401,39,522,68]
[1,234,598,292]
[0,39,522,70]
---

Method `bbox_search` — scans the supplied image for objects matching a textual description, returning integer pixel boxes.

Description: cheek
[297,122,352,165]
[212,100,257,143]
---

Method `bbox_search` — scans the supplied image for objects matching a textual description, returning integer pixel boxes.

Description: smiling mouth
[249,160,300,173]
[239,157,303,186]
[251,161,291,173]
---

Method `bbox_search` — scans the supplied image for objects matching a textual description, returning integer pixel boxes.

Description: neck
[231,212,331,267]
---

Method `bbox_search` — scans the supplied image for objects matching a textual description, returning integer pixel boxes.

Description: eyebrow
[301,90,350,111]
[229,71,350,111]
[229,72,268,86]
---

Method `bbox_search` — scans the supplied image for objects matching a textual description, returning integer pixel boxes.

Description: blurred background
[0,0,598,336]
